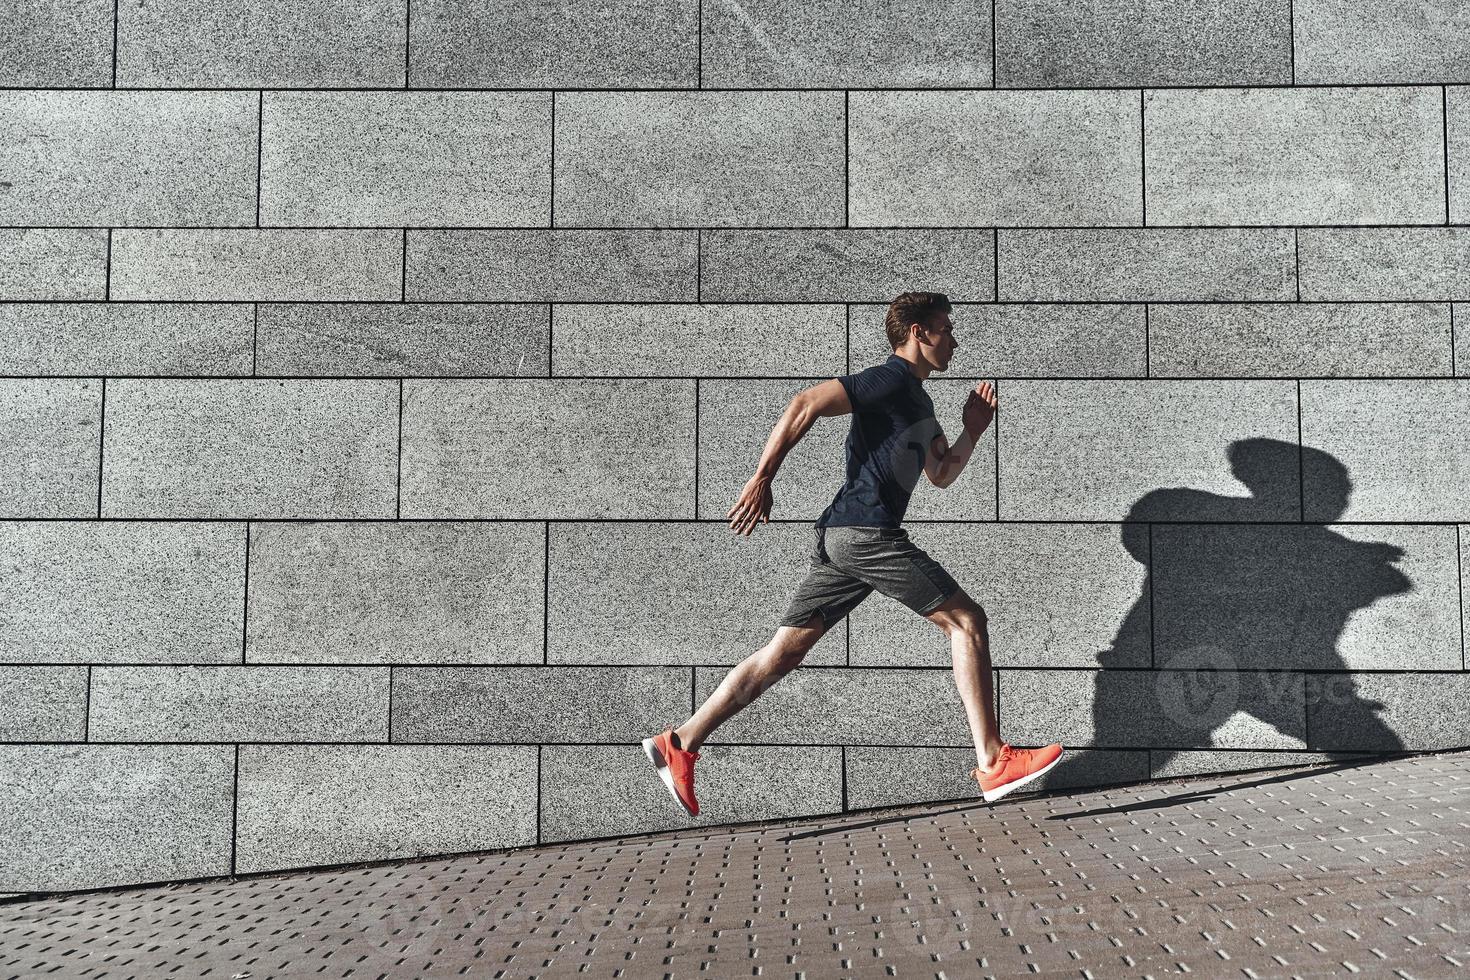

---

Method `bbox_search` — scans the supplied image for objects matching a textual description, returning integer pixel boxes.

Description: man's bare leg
[923,588,1005,771]
[674,612,829,752]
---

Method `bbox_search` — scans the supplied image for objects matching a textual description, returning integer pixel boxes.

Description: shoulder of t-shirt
[840,360,906,408]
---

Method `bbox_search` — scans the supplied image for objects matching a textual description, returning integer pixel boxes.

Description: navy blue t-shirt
[815,353,944,529]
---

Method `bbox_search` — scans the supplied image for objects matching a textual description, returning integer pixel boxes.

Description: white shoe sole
[642,737,696,817]
[981,751,1064,803]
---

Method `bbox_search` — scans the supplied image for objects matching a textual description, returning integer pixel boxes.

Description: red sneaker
[642,728,700,816]
[971,742,1064,803]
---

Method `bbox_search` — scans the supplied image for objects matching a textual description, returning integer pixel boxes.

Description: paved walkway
[2,750,1467,979]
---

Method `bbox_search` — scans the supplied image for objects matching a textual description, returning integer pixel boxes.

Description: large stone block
[546,522,845,666]
[540,744,841,841]
[1300,380,1470,522]
[701,0,991,88]
[89,666,389,742]
[846,523,1152,669]
[247,521,544,665]
[116,0,405,87]
[553,91,845,227]
[998,229,1296,302]
[260,92,550,227]
[995,0,1291,87]
[0,0,113,87]
[234,745,537,873]
[102,379,399,519]
[1298,228,1470,300]
[255,303,550,377]
[551,304,845,377]
[850,303,1145,378]
[845,745,1148,810]
[697,378,996,523]
[1306,672,1470,751]
[851,90,1141,226]
[0,745,233,892]
[410,0,696,88]
[0,522,244,664]
[1144,88,1445,225]
[0,91,256,226]
[998,381,1299,521]
[1152,524,1461,671]
[111,229,403,302]
[1150,748,1372,780]
[1296,0,1470,84]
[1000,668,1307,750]
[699,229,996,304]
[0,229,107,301]
[0,667,87,742]
[1149,303,1452,377]
[691,666,993,745]
[391,666,690,743]
[406,229,696,302]
[0,303,254,376]
[0,379,100,519]
[400,379,695,519]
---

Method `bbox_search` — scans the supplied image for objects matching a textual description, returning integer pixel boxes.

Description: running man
[643,291,1063,816]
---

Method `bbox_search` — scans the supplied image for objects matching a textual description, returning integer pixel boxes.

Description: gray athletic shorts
[777,525,962,629]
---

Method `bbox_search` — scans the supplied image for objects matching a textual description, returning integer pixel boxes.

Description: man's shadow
[1044,436,1408,789]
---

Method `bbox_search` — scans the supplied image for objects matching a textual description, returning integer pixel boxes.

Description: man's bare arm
[728,380,851,534]
[926,381,998,490]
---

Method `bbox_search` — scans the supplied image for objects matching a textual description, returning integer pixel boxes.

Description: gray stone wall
[2,1,1468,893]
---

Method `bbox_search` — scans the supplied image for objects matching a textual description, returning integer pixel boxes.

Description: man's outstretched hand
[727,474,774,535]
[963,381,997,435]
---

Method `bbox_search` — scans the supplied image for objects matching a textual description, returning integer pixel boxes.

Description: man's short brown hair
[884,291,952,351]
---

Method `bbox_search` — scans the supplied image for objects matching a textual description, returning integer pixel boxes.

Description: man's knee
[924,588,987,637]
[770,612,827,666]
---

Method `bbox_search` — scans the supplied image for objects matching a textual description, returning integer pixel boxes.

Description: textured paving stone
[405,229,697,302]
[1296,0,1470,83]
[1151,523,1461,671]
[410,0,697,89]
[1,750,1463,977]
[246,520,545,665]
[700,229,996,304]
[255,303,550,377]
[545,522,848,667]
[402,378,695,519]
[234,744,537,874]
[0,744,233,893]
[1299,227,1470,300]
[110,229,404,302]
[701,0,992,88]
[851,90,1142,226]
[852,302,1145,377]
[997,380,1299,521]
[391,666,690,743]
[554,91,846,228]
[1145,88,1446,225]
[0,667,87,742]
[0,0,113,87]
[1300,380,1470,522]
[115,0,406,87]
[552,303,845,377]
[259,91,551,227]
[845,522,1152,670]
[101,379,400,519]
[0,229,108,302]
[0,91,257,226]
[89,666,390,742]
[996,0,1292,87]
[0,521,244,665]
[0,379,101,519]
[998,228,1297,302]
[1148,302,1453,377]
[0,302,254,376]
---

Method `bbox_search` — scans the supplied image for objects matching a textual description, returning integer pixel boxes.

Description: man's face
[918,313,958,369]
